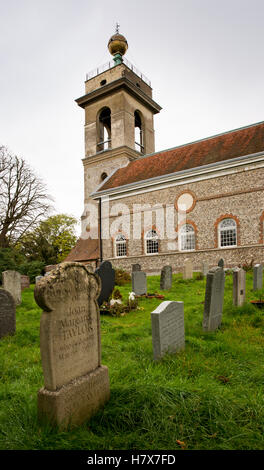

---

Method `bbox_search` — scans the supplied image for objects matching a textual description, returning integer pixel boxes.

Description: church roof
[64,237,99,263]
[98,121,264,192]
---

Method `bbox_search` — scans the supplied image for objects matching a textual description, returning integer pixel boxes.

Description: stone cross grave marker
[253,264,263,291]
[35,262,110,429]
[183,259,193,279]
[132,264,141,272]
[203,266,225,331]
[2,270,21,305]
[0,289,16,339]
[132,270,147,295]
[151,301,185,360]
[233,268,246,306]
[95,261,115,306]
[160,265,172,290]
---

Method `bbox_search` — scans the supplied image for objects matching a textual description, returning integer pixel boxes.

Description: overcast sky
[1,0,263,235]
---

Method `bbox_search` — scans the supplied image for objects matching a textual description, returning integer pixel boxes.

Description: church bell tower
[76,27,161,236]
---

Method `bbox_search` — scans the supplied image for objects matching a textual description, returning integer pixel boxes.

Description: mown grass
[1,270,264,450]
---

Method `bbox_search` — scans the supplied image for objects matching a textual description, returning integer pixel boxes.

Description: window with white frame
[145,229,159,254]
[115,234,127,257]
[218,218,237,247]
[179,224,195,251]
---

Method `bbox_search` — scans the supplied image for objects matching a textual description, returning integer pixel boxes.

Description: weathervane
[115,22,120,34]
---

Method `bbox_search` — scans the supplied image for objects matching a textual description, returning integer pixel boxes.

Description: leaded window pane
[180,224,195,251]
[146,230,159,254]
[219,218,237,247]
[116,234,127,257]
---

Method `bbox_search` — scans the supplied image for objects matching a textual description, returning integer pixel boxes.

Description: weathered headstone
[183,259,193,279]
[95,261,115,306]
[35,275,43,284]
[21,275,30,290]
[132,271,147,296]
[201,261,209,277]
[0,288,16,339]
[233,268,246,306]
[160,265,172,290]
[132,264,141,272]
[253,264,263,291]
[2,270,21,305]
[35,262,110,429]
[218,258,224,268]
[203,266,225,331]
[151,301,185,360]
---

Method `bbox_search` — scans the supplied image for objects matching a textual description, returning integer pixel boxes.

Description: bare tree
[0,145,53,248]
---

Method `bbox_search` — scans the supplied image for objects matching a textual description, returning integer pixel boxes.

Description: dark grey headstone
[160,265,172,290]
[253,264,263,291]
[132,271,147,295]
[95,261,115,306]
[132,264,141,272]
[218,258,224,268]
[0,288,16,339]
[151,301,185,360]
[203,266,225,331]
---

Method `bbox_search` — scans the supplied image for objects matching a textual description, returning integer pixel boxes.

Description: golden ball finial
[108,24,128,57]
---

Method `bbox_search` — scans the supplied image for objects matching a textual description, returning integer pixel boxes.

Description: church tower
[76,27,161,237]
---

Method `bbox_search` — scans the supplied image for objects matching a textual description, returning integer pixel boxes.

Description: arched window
[179,224,195,251]
[97,108,111,152]
[115,234,127,257]
[145,229,159,254]
[218,218,237,247]
[134,111,144,153]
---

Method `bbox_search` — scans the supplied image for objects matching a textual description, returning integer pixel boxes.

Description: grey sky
[1,0,263,235]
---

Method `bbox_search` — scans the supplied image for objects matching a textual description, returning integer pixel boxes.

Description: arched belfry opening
[97,107,111,152]
[134,110,144,153]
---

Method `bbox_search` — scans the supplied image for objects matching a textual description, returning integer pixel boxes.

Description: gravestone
[201,261,209,277]
[2,270,21,305]
[21,275,30,290]
[35,262,110,429]
[203,266,225,331]
[132,271,147,295]
[151,301,185,360]
[253,264,263,291]
[183,259,193,279]
[160,265,172,290]
[35,275,43,284]
[233,268,246,306]
[132,264,141,272]
[95,261,115,306]
[218,258,224,268]
[0,289,16,339]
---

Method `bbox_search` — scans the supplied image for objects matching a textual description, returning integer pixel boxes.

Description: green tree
[19,214,78,265]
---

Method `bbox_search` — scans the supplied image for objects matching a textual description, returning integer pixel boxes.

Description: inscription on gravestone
[151,301,185,360]
[203,266,225,332]
[35,262,110,429]
[95,261,115,306]
[0,289,16,339]
[160,265,172,290]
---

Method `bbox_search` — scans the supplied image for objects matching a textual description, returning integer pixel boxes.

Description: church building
[65,30,264,273]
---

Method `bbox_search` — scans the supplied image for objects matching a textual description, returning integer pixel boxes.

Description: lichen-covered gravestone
[2,270,21,305]
[160,265,172,290]
[0,289,16,339]
[253,264,263,291]
[203,266,225,331]
[183,259,193,279]
[151,301,185,360]
[233,268,246,306]
[95,261,115,306]
[35,262,110,429]
[132,271,147,295]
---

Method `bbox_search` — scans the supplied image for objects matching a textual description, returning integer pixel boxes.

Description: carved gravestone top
[160,265,172,290]
[151,301,185,360]
[218,258,224,269]
[203,266,225,331]
[2,270,21,305]
[132,264,141,272]
[34,262,102,391]
[0,288,16,339]
[95,261,115,306]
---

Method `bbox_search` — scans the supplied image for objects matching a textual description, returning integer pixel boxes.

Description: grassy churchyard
[1,271,264,450]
